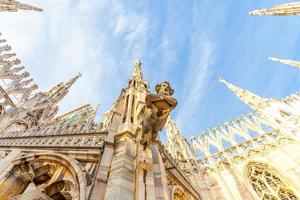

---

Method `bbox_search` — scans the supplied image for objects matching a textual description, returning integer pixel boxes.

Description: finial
[219,77,232,89]
[268,57,278,62]
[219,77,237,91]
[219,77,225,83]
[135,59,142,68]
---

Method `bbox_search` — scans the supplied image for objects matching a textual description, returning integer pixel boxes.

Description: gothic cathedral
[0,1,300,200]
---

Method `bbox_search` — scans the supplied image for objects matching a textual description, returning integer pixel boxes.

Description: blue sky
[1,0,300,139]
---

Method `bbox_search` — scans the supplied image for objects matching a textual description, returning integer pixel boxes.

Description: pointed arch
[245,161,298,200]
[0,153,86,200]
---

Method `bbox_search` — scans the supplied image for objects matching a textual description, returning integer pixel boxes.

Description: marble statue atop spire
[269,57,300,69]
[131,59,144,81]
[0,0,43,12]
[128,60,149,90]
[249,1,300,16]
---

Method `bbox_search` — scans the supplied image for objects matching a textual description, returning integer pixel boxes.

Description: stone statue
[13,111,39,131]
[141,81,177,146]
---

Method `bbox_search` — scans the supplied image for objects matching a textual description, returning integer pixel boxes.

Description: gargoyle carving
[141,81,177,146]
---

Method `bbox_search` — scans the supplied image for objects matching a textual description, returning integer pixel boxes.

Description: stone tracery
[245,162,298,200]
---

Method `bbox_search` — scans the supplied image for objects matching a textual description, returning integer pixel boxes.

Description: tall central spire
[131,59,144,81]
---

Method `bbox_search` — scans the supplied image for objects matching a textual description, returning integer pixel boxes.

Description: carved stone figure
[141,81,177,146]
[13,111,39,131]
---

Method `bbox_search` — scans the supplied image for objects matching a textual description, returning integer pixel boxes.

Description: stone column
[104,132,136,200]
[152,144,170,200]
[89,144,114,200]
[134,145,155,200]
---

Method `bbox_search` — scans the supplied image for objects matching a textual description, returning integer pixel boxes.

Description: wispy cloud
[175,40,214,136]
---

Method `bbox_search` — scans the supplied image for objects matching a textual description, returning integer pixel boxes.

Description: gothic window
[246,162,298,200]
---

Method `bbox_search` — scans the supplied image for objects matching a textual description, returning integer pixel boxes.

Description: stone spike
[48,74,80,94]
[269,57,300,69]
[249,2,300,16]
[0,0,43,12]
[131,59,144,81]
[64,73,81,88]
[219,78,267,112]
[46,74,81,104]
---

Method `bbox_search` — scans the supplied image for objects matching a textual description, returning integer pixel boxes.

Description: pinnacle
[47,74,81,98]
[268,57,279,62]
[131,59,144,81]
[219,77,234,90]
[219,78,266,112]
[66,73,81,86]
[268,56,300,69]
